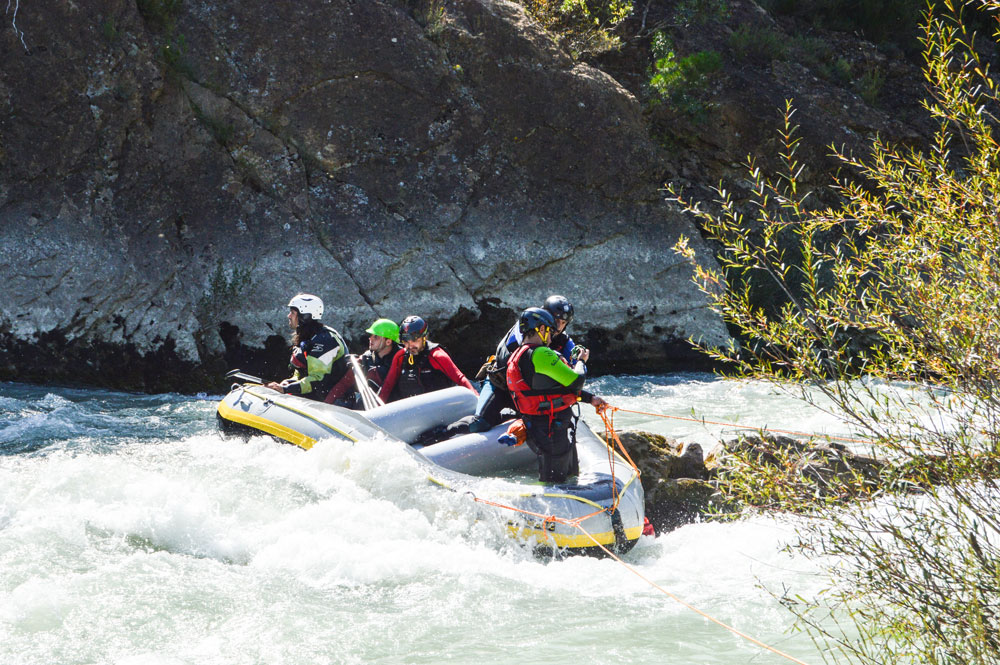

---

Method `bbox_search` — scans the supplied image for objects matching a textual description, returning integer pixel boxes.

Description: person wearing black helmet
[469,294,587,433]
[265,293,353,403]
[543,294,590,367]
[506,307,606,483]
[378,315,478,402]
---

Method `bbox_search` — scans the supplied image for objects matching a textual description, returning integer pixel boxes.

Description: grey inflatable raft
[217,383,644,554]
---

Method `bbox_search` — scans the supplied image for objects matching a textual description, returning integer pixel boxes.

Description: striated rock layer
[0,0,728,392]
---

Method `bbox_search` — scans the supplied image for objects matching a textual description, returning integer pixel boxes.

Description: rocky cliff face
[0,0,730,391]
[0,0,931,392]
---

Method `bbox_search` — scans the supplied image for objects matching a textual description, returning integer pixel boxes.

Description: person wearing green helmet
[359,318,400,389]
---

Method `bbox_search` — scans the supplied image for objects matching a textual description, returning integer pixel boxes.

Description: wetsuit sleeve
[530,346,585,391]
[377,350,405,402]
[323,370,357,404]
[428,348,478,394]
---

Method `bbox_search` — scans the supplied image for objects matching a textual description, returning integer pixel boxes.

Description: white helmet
[287,293,323,320]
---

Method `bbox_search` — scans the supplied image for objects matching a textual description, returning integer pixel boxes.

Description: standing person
[358,318,400,389]
[265,293,352,403]
[378,315,478,402]
[506,307,606,483]
[542,294,589,367]
[469,294,588,433]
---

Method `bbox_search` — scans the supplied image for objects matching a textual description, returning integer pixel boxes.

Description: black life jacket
[396,343,453,398]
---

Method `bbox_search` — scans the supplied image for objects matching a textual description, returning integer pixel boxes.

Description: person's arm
[377,350,405,401]
[530,346,584,391]
[428,348,478,394]
[324,370,357,404]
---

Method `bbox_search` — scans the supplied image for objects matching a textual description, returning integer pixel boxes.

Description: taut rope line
[572,522,813,665]
[608,406,873,444]
[470,405,813,665]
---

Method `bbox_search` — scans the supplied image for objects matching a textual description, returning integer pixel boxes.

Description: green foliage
[198,261,253,325]
[515,0,634,58]
[759,0,924,48]
[670,0,1000,661]
[101,18,119,43]
[161,33,195,82]
[647,31,721,115]
[728,23,788,62]
[672,0,731,25]
[856,63,885,104]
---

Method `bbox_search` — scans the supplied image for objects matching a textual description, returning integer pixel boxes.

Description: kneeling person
[506,308,605,483]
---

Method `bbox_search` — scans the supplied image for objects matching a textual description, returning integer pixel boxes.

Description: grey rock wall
[0,0,728,391]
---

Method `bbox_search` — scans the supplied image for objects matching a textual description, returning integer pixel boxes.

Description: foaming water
[1,378,835,665]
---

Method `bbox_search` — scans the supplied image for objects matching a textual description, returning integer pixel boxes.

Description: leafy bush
[728,23,788,62]
[671,1,1000,661]
[647,31,722,115]
[515,0,634,58]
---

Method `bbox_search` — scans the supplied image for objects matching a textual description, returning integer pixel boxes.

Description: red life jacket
[505,344,579,416]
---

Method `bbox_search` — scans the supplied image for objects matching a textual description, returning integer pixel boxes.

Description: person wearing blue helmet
[469,294,589,433]
[378,315,477,402]
[506,308,606,483]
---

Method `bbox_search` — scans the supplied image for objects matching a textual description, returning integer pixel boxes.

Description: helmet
[518,307,555,337]
[543,294,574,324]
[287,293,323,320]
[366,318,400,342]
[399,315,428,341]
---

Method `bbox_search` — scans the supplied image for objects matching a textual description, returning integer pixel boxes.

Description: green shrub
[647,31,722,115]
[515,0,634,58]
[729,23,788,62]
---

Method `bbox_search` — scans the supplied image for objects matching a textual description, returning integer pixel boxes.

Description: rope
[608,406,874,444]
[470,408,813,665]
[571,522,813,665]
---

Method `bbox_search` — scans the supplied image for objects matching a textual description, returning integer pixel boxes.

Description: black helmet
[518,307,556,337]
[399,315,428,341]
[543,294,574,324]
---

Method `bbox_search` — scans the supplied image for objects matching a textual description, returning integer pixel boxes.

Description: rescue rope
[571,522,813,665]
[469,406,813,665]
[607,406,874,444]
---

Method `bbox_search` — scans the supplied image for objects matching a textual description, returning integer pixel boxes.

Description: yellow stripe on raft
[217,399,318,450]
[506,524,644,548]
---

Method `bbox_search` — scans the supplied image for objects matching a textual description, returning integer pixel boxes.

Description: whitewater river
[0,374,861,665]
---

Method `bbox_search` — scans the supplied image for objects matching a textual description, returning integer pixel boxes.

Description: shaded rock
[645,478,720,533]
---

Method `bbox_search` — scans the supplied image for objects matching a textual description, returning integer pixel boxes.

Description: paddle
[225,369,264,384]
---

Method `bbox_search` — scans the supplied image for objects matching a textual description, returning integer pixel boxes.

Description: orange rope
[608,406,875,444]
[571,522,813,665]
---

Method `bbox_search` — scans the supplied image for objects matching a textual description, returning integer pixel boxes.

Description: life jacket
[505,344,579,416]
[487,325,520,390]
[360,345,398,387]
[396,342,453,398]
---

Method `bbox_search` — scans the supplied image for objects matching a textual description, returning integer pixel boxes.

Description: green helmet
[366,318,400,342]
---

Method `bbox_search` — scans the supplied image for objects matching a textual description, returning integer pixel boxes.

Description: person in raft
[358,318,400,389]
[469,294,590,433]
[377,315,478,402]
[505,307,606,483]
[265,293,354,404]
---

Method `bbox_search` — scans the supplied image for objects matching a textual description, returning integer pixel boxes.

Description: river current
[0,374,857,665]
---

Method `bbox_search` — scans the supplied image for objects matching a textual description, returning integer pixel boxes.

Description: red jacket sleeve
[429,348,478,395]
[378,349,406,402]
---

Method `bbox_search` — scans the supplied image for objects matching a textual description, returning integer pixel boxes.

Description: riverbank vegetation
[670,0,1000,662]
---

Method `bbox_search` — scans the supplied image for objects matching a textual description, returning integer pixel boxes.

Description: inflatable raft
[217,380,645,555]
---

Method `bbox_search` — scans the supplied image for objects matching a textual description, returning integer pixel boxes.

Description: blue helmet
[399,315,428,341]
[518,307,555,337]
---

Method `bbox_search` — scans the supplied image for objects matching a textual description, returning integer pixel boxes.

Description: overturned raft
[217,384,645,555]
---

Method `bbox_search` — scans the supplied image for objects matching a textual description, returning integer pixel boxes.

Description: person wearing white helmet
[265,293,353,403]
